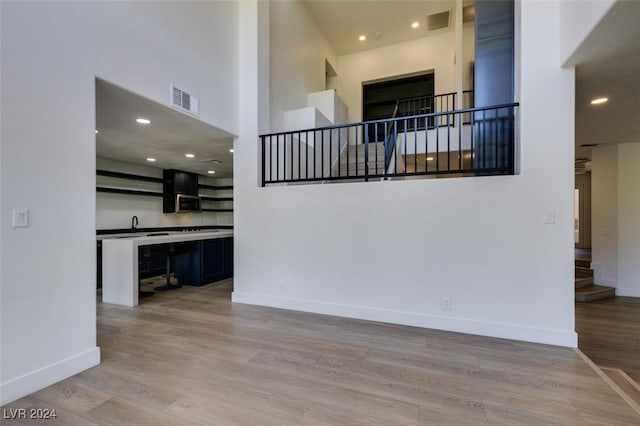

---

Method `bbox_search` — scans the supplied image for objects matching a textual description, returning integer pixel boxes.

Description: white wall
[0,1,238,404]
[269,0,338,132]
[96,158,232,230]
[559,0,616,65]
[618,143,640,297]
[334,26,475,123]
[591,144,618,287]
[592,142,640,297]
[234,2,577,347]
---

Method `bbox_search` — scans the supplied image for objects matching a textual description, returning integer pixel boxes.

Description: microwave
[175,194,202,213]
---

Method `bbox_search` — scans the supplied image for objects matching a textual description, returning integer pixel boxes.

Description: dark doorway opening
[362,73,434,142]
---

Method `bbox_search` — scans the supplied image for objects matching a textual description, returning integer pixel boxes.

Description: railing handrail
[259,102,519,139]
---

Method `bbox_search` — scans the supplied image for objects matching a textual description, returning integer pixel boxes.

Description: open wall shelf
[96,169,234,212]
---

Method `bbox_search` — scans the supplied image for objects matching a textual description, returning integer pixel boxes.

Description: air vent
[200,159,223,164]
[426,10,451,31]
[171,84,199,115]
[580,143,606,148]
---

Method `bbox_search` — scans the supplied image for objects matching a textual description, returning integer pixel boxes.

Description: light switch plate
[543,212,555,224]
[12,208,29,227]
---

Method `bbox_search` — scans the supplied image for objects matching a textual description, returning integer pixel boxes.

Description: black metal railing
[260,102,518,187]
[396,90,474,128]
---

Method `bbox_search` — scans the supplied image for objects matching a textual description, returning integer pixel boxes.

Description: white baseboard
[231,292,578,348]
[617,287,640,298]
[0,347,100,406]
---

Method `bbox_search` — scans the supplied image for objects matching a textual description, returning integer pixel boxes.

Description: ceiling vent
[171,84,199,116]
[426,10,451,31]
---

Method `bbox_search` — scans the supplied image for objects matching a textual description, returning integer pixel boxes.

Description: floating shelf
[96,187,162,197]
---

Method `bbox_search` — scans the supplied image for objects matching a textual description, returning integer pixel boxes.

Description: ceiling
[302,0,463,56]
[571,0,640,161]
[304,0,639,162]
[95,79,235,178]
[95,1,638,174]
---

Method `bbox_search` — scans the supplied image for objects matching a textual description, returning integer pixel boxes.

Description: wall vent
[171,84,199,115]
[426,10,451,31]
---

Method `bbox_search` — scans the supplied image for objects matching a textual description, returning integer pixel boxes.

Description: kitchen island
[101,230,233,307]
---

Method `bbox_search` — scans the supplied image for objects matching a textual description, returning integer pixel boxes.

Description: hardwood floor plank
[576,296,640,383]
[2,280,639,424]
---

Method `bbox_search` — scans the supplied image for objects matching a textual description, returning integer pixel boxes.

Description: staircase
[575,256,616,302]
[336,142,387,177]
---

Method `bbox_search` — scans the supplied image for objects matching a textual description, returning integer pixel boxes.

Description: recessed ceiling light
[95,130,99,134]
[185,153,195,158]
[136,118,151,124]
[229,149,234,153]
[411,21,420,29]
[208,170,215,174]
[146,158,156,162]
[590,97,608,105]
[427,156,434,161]
[358,34,366,42]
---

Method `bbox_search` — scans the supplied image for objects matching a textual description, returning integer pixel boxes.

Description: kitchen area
[95,79,235,306]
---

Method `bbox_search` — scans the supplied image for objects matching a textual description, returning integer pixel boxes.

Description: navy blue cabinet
[174,237,233,286]
[138,244,176,279]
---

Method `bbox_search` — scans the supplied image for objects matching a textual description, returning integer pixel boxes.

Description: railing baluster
[447,113,451,171]
[394,120,398,174]
[458,110,463,171]
[355,125,359,177]
[471,108,475,172]
[364,124,369,182]
[384,121,388,180]
[425,113,429,173]
[482,110,487,170]
[414,117,417,173]
[314,130,324,177]
[261,136,265,187]
[304,132,315,180]
[436,110,440,173]
[338,128,341,177]
[298,132,301,180]
[493,110,500,171]
[346,128,350,177]
[329,129,333,178]
[375,123,379,175]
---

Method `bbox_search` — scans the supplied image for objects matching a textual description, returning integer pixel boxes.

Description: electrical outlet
[280,283,286,293]
[12,208,29,227]
[442,296,451,310]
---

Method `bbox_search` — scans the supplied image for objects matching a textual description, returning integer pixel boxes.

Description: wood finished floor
[576,296,640,384]
[3,281,640,425]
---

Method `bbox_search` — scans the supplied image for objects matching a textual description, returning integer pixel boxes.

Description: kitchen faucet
[131,215,139,231]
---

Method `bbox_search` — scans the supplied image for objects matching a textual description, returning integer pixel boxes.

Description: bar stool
[139,246,155,298]
[155,243,182,291]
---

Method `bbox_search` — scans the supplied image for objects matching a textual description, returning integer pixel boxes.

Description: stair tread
[575,285,616,302]
[575,266,594,278]
[576,284,615,293]
[575,276,594,289]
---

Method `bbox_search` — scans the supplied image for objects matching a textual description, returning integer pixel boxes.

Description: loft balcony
[260,91,519,186]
